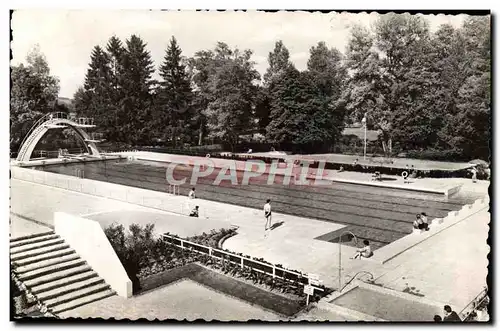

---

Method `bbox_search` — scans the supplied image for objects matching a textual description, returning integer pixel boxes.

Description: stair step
[10,231,55,243]
[12,248,75,268]
[10,238,65,255]
[38,276,104,301]
[31,270,98,294]
[15,254,80,275]
[18,259,86,282]
[24,265,91,288]
[46,283,111,308]
[11,243,70,262]
[51,289,116,315]
[10,234,60,249]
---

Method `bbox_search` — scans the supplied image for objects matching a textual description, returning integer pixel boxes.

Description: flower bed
[186,228,237,249]
[163,234,333,304]
[104,223,332,304]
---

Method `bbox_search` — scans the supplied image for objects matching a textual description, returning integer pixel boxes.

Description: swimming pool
[38,159,473,250]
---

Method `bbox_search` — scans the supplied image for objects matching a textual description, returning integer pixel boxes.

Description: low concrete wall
[372,195,489,264]
[10,165,258,225]
[54,212,132,298]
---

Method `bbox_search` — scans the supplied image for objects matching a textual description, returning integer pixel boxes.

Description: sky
[11,10,468,98]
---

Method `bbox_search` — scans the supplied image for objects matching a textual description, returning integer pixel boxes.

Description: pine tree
[120,34,155,145]
[157,36,194,148]
[106,36,126,140]
[81,45,112,119]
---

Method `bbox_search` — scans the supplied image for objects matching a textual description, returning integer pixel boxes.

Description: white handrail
[161,233,323,290]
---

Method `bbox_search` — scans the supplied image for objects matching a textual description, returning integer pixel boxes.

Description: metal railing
[459,287,488,321]
[162,233,324,292]
[17,112,71,156]
[340,271,374,293]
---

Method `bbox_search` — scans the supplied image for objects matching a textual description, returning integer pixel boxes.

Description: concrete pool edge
[370,196,489,265]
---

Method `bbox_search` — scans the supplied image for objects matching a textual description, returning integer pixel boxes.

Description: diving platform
[16,112,101,162]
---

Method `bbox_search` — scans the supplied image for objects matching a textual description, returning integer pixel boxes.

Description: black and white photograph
[7,8,491,323]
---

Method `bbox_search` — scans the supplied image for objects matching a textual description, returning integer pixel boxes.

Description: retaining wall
[11,165,266,225]
[54,211,132,298]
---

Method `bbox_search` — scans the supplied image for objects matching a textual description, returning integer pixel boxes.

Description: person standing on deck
[188,187,196,199]
[264,199,272,232]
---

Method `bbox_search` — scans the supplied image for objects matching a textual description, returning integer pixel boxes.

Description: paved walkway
[374,208,489,310]
[10,213,52,239]
[59,279,282,321]
[10,179,228,238]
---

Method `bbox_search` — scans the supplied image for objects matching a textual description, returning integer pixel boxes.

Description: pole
[363,114,367,161]
[339,237,342,290]
[306,294,310,306]
[338,231,357,292]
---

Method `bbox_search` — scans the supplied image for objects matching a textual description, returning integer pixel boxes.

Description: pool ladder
[75,169,85,179]
[168,184,179,195]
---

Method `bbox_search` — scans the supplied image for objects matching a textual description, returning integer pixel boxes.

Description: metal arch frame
[16,116,100,162]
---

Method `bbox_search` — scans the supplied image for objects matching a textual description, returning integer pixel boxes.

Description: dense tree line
[10,14,490,160]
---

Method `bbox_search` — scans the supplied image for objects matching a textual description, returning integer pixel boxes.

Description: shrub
[104,223,165,293]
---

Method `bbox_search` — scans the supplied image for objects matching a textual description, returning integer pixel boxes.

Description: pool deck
[11,154,123,167]
[10,167,490,321]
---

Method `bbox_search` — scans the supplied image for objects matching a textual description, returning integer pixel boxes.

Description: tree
[448,16,491,159]
[202,42,260,151]
[372,14,431,155]
[306,41,348,147]
[106,36,127,141]
[258,41,293,131]
[119,35,155,145]
[187,50,216,145]
[10,46,59,153]
[156,36,194,147]
[266,66,340,151]
[307,41,346,99]
[343,25,388,141]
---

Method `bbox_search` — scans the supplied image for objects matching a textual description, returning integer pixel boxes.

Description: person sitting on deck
[189,206,199,218]
[413,214,429,231]
[421,212,430,230]
[350,240,373,259]
[372,171,381,181]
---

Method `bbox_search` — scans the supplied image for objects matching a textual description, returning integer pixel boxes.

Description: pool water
[38,159,472,249]
[331,286,442,321]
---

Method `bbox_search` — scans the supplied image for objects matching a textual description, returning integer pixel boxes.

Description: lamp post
[338,231,358,291]
[362,113,367,161]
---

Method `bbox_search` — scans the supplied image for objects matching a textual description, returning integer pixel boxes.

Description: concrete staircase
[10,231,116,315]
